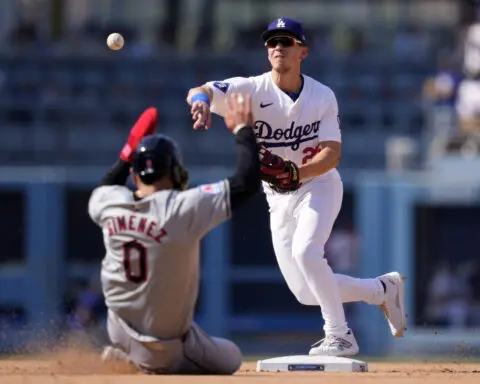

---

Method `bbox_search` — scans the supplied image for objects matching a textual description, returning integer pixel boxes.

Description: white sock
[335,274,385,305]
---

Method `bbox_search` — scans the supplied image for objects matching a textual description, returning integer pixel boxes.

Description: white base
[256,355,368,372]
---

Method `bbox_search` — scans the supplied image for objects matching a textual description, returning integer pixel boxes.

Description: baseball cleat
[377,272,407,337]
[101,345,130,364]
[308,329,359,357]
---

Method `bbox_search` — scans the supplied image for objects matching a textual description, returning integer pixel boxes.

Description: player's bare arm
[298,140,341,181]
[186,85,213,130]
[459,118,480,133]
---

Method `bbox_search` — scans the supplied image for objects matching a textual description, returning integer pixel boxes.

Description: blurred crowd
[424,261,480,328]
[0,0,477,169]
[421,21,480,163]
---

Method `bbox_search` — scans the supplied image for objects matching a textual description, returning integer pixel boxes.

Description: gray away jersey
[88,180,231,341]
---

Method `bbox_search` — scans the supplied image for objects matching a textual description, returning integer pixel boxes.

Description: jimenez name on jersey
[106,214,167,243]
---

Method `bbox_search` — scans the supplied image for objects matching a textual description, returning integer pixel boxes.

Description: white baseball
[107,33,124,50]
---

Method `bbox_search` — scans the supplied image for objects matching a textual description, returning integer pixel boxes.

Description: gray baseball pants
[106,310,242,374]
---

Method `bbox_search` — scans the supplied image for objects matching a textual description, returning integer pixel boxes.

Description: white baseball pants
[265,173,385,336]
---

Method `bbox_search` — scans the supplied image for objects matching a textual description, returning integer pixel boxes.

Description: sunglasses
[265,36,303,48]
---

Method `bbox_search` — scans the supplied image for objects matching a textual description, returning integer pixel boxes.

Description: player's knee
[213,338,243,374]
[221,342,243,374]
[290,286,318,305]
[292,243,325,266]
[290,245,328,306]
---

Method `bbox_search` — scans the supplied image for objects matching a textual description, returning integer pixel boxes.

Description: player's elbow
[321,141,341,165]
[228,167,261,211]
[329,152,341,170]
[246,168,262,195]
[332,148,341,167]
[242,149,262,196]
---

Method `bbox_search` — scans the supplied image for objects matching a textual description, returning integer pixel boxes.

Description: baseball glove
[258,145,300,193]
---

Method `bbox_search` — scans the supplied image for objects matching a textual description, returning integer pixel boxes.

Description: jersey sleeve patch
[213,81,230,93]
[201,181,225,194]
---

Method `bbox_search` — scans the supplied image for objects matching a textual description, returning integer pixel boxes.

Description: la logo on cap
[276,18,285,28]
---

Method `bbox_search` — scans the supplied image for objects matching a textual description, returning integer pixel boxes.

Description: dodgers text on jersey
[253,119,321,150]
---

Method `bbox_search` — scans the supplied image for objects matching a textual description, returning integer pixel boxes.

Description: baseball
[107,33,124,50]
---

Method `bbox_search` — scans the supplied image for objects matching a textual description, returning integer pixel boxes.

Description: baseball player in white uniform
[186,17,407,357]
[456,22,480,133]
[88,97,261,374]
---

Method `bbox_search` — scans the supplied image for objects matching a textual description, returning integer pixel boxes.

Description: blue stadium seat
[0,51,432,167]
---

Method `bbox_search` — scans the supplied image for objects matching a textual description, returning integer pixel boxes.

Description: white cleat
[308,329,359,357]
[377,272,407,337]
[101,345,130,364]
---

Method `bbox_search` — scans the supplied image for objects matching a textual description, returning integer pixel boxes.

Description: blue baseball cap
[261,17,307,46]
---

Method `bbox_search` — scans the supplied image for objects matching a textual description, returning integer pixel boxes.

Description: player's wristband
[190,93,210,106]
[233,123,249,135]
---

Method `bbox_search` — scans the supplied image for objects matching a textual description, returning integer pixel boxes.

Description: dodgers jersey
[206,72,342,184]
[88,181,230,340]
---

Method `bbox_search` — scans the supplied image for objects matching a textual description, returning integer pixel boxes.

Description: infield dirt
[1,347,479,384]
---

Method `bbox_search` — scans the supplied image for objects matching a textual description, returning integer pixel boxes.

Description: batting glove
[120,107,159,163]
